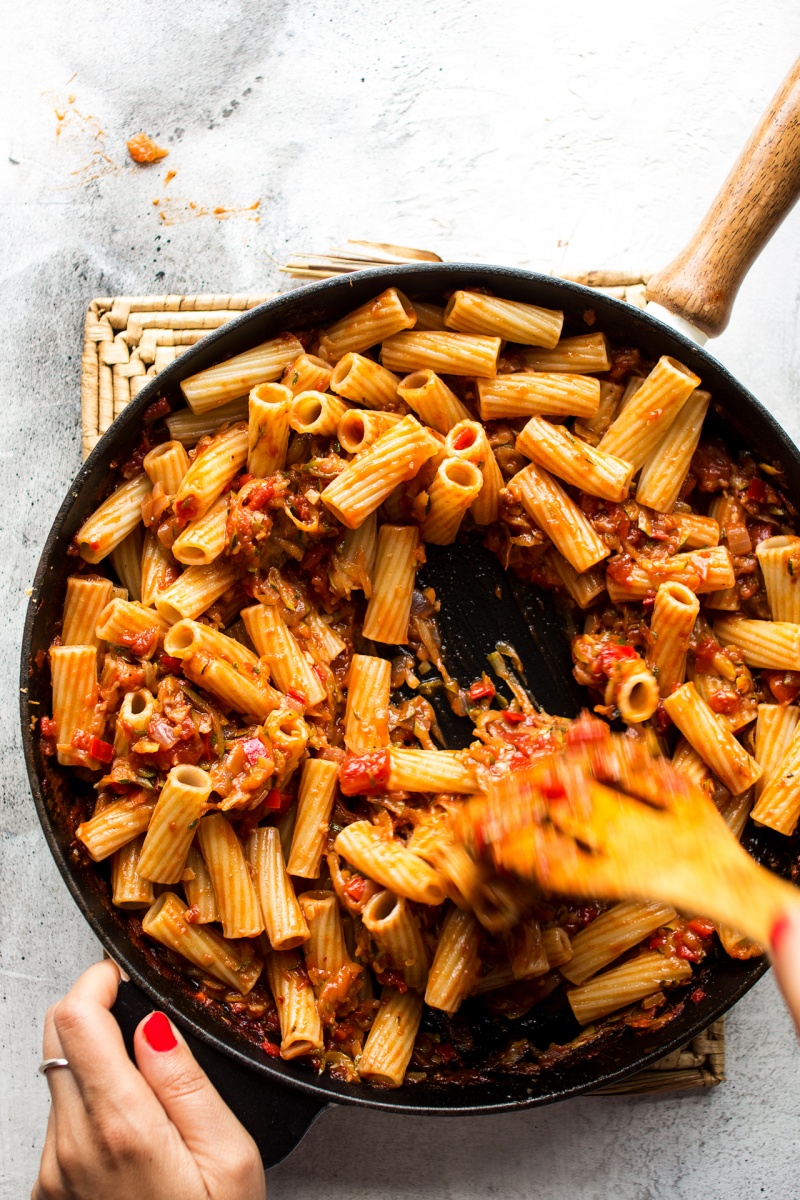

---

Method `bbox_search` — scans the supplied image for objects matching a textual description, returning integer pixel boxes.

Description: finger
[134,1011,261,1168]
[51,960,159,1120]
[32,1108,63,1200]
[42,1003,82,1112]
[771,908,800,1035]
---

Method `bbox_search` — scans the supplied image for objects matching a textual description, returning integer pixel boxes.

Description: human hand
[33,960,266,1200]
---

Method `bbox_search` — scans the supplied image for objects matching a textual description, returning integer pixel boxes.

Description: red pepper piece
[240,736,268,766]
[339,749,391,795]
[264,788,293,813]
[88,736,115,764]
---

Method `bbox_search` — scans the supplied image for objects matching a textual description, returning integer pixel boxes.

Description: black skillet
[20,61,800,1166]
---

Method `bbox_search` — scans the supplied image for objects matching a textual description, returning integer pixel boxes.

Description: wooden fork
[458,721,800,949]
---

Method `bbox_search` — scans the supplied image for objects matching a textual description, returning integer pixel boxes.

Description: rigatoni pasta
[444,290,563,348]
[49,282,792,1089]
[180,334,304,413]
[397,370,471,433]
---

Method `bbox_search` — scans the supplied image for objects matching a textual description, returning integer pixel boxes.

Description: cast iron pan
[20,261,800,1165]
[20,63,800,1166]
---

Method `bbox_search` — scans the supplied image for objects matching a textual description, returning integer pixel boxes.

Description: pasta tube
[318,288,416,363]
[76,795,156,862]
[509,918,549,980]
[111,834,155,910]
[62,577,114,647]
[506,461,609,574]
[713,616,800,671]
[662,682,761,795]
[542,927,573,968]
[289,390,350,437]
[166,397,249,446]
[76,474,152,564]
[110,526,144,601]
[247,827,309,950]
[636,390,711,512]
[281,352,333,396]
[154,561,236,624]
[397,370,471,433]
[671,737,713,788]
[561,902,677,986]
[336,409,403,454]
[358,988,423,1087]
[755,536,800,624]
[754,704,800,799]
[386,747,478,793]
[180,335,304,414]
[182,840,219,924]
[173,422,248,522]
[445,420,504,525]
[752,727,800,835]
[297,890,361,1018]
[163,618,261,672]
[321,415,439,529]
[444,290,563,348]
[548,551,606,609]
[345,654,391,753]
[265,950,324,1058]
[171,494,230,566]
[649,581,700,696]
[424,905,481,1012]
[197,813,263,939]
[50,645,101,767]
[477,373,600,421]
[421,458,483,545]
[362,890,429,992]
[95,598,168,660]
[598,356,701,468]
[143,440,190,496]
[380,331,501,378]
[516,416,634,502]
[137,765,214,883]
[411,300,447,331]
[330,353,403,411]
[241,603,327,707]
[287,758,339,878]
[245,382,294,479]
[334,821,446,906]
[181,653,281,722]
[522,333,610,374]
[140,530,178,606]
[362,525,420,645]
[143,892,263,994]
[567,953,692,1025]
[606,546,735,604]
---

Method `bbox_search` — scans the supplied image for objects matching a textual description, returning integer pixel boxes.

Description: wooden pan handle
[646,56,800,337]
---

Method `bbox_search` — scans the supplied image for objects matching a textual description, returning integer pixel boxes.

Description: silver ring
[38,1058,70,1075]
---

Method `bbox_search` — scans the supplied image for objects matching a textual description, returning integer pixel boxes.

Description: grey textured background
[3,2,800,1196]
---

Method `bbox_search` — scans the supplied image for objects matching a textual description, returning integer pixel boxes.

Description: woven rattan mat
[77,253,724,1094]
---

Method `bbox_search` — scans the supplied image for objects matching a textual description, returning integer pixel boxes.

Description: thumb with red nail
[32,961,266,1200]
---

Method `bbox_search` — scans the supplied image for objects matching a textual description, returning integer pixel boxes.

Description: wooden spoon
[458,719,800,948]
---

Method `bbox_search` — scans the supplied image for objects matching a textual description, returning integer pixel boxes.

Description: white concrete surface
[3,1,800,1195]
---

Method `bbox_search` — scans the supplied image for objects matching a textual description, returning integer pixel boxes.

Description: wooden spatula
[458,718,800,948]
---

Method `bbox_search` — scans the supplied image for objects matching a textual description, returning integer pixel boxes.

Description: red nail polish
[143,1011,177,1052]
[770,915,792,954]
